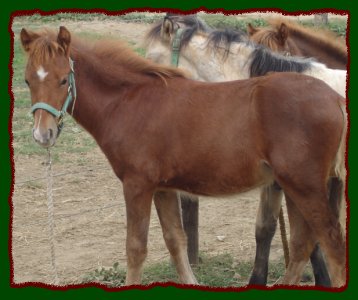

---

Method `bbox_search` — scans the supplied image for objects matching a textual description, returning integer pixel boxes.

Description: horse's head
[145,15,198,66]
[145,15,213,80]
[20,26,74,148]
[247,23,291,56]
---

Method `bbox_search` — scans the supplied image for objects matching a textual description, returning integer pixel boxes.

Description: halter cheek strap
[31,58,76,135]
[171,28,184,67]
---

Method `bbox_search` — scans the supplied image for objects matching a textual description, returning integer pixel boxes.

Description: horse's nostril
[48,128,53,139]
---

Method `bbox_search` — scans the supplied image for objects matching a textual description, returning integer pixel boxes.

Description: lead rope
[46,148,59,285]
[278,207,290,268]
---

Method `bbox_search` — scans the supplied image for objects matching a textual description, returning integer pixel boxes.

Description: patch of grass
[17,12,164,25]
[82,253,315,287]
[300,18,347,37]
[143,261,178,284]
[199,13,346,37]
[82,253,282,287]
[117,12,164,24]
[194,253,248,287]
[200,14,268,32]
[83,262,126,287]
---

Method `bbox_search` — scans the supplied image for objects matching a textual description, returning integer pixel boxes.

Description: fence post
[180,193,199,265]
[314,13,328,26]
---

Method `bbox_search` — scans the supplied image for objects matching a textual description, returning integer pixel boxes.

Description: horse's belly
[162,159,273,197]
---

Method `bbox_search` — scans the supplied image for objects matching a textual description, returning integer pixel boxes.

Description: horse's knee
[163,231,187,256]
[255,220,277,242]
[126,238,148,266]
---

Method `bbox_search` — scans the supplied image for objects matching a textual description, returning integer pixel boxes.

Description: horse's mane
[207,29,250,58]
[26,28,186,85]
[270,18,347,60]
[144,16,316,78]
[249,46,314,77]
[248,28,283,52]
[206,29,315,76]
[146,15,251,61]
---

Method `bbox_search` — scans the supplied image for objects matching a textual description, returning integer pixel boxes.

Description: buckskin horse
[144,14,347,286]
[20,26,346,287]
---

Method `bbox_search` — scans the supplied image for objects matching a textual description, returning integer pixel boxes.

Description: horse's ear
[20,28,40,52]
[57,26,71,56]
[277,23,289,45]
[247,23,258,36]
[161,17,175,42]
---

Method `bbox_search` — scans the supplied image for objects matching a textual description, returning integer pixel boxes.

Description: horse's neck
[303,63,346,97]
[289,31,347,69]
[70,56,132,138]
[181,35,251,81]
[290,32,327,58]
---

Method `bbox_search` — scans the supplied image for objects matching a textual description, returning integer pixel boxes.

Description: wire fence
[13,161,121,227]
[13,202,121,228]
[15,165,110,186]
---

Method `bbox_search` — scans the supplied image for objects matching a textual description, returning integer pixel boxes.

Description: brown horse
[20,26,347,287]
[247,18,347,70]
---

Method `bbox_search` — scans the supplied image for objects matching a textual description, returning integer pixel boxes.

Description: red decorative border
[8,7,350,293]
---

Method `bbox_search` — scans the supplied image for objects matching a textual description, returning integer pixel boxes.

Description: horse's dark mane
[207,29,250,58]
[250,46,314,77]
[146,15,315,78]
[206,30,315,76]
[146,15,250,60]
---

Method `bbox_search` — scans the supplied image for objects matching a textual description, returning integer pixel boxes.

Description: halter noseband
[171,28,184,67]
[30,58,76,136]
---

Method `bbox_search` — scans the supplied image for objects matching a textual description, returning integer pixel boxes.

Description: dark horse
[21,26,346,287]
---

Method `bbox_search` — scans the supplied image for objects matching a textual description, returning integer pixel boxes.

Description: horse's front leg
[123,177,154,285]
[249,182,283,285]
[154,190,198,284]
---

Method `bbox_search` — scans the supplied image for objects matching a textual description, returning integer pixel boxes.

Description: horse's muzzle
[32,127,57,148]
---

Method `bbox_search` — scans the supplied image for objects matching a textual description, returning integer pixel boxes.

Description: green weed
[82,253,311,287]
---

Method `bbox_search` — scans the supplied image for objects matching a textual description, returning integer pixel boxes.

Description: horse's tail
[333,99,347,238]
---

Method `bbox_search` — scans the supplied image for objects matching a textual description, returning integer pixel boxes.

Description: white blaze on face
[36,66,49,81]
[33,110,45,142]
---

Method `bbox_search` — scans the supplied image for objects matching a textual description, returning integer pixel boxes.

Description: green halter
[171,28,184,67]
[31,58,76,135]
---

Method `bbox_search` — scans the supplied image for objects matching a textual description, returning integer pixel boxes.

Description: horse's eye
[60,78,67,86]
[25,79,29,86]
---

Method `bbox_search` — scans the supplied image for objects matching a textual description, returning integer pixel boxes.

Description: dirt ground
[11,16,298,286]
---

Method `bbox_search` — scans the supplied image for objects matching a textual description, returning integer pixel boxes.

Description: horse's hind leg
[282,187,346,287]
[310,244,330,287]
[308,177,343,287]
[154,190,198,284]
[249,182,283,285]
[249,183,332,287]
